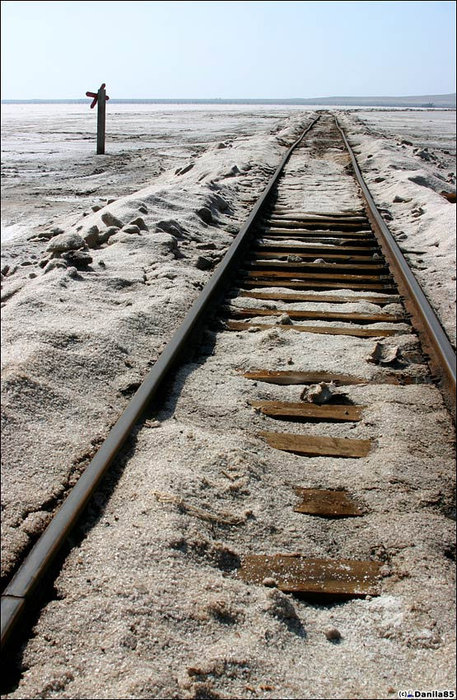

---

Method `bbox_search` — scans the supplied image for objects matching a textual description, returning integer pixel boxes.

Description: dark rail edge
[0,116,321,653]
[335,116,456,420]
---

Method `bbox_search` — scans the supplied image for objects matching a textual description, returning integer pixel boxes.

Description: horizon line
[1,92,456,104]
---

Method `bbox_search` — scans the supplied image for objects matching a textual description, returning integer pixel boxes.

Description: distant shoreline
[2,94,456,108]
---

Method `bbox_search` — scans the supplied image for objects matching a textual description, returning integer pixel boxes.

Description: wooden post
[97,84,106,155]
[86,83,109,154]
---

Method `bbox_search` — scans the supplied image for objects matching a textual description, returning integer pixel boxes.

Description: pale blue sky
[1,1,455,99]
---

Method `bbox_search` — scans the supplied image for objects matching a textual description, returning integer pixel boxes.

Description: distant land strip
[1,94,456,108]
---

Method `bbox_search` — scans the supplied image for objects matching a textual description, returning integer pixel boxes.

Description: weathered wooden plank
[270,209,367,219]
[226,320,399,337]
[250,400,364,422]
[259,236,374,246]
[240,291,399,305]
[243,370,368,385]
[265,219,371,227]
[242,369,426,386]
[247,260,387,273]
[270,212,368,223]
[260,431,371,458]
[230,308,402,323]
[262,228,373,238]
[266,220,371,231]
[267,213,369,219]
[244,270,387,282]
[256,243,379,255]
[238,554,381,595]
[259,239,378,250]
[257,238,373,245]
[264,228,372,235]
[268,214,369,224]
[240,279,395,291]
[252,251,381,263]
[293,488,364,516]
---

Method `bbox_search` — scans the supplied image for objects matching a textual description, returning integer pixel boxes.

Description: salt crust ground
[1,111,307,581]
[337,111,456,346]
[1,109,455,699]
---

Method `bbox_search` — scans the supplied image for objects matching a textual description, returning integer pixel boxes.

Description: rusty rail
[335,116,456,418]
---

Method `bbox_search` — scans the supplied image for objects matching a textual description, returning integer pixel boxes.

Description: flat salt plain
[1,104,456,699]
[1,103,312,242]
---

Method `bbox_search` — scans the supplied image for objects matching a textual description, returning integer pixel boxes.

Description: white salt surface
[354,109,456,152]
[1,103,308,243]
[1,107,455,699]
[338,110,456,346]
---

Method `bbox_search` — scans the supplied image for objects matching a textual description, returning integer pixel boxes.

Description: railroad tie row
[238,368,382,596]
[234,212,399,596]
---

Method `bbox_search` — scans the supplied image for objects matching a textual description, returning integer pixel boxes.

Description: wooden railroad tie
[259,431,371,458]
[227,320,399,337]
[242,368,427,386]
[238,554,382,596]
[240,291,399,305]
[249,400,363,423]
[229,307,403,323]
[293,488,364,517]
[240,279,395,291]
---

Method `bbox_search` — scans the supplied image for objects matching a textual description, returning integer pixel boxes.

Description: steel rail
[1,116,321,653]
[335,117,456,419]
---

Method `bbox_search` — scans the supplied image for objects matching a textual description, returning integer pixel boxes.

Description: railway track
[2,114,455,697]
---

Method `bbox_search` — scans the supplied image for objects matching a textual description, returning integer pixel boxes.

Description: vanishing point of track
[1,114,455,667]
